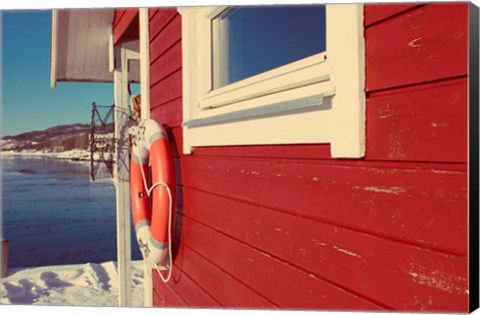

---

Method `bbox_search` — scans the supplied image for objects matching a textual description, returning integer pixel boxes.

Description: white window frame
[178,4,365,158]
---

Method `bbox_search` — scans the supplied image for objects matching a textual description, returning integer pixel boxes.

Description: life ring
[130,119,175,266]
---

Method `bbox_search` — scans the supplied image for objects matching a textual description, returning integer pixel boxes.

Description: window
[212,6,326,89]
[179,4,365,158]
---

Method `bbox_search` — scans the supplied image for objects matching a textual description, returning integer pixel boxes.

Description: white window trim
[178,4,365,158]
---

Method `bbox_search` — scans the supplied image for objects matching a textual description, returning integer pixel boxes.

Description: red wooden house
[50,2,478,312]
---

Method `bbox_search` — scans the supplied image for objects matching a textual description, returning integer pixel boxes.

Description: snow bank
[1,261,144,306]
[1,149,115,165]
[1,149,91,161]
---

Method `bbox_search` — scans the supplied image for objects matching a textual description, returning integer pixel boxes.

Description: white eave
[50,8,115,89]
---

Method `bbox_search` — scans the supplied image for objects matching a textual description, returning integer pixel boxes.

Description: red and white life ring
[130,119,175,266]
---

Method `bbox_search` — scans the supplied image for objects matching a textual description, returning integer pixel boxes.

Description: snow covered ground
[1,148,103,161]
[1,260,144,306]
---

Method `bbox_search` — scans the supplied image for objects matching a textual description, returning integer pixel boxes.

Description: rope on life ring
[130,119,175,283]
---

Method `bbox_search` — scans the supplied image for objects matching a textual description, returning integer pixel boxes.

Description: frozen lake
[1,155,141,268]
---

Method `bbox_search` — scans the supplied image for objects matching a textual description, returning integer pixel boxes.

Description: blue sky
[1,10,113,136]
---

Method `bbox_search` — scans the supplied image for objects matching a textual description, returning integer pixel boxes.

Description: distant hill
[1,123,114,155]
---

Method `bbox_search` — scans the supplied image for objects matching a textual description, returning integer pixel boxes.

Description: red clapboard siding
[366,77,468,163]
[114,9,126,27]
[190,75,467,163]
[364,3,421,26]
[166,240,277,308]
[151,69,183,106]
[154,263,222,307]
[150,40,182,85]
[193,144,332,160]
[180,187,468,311]
[149,8,159,20]
[153,280,188,307]
[153,287,167,306]
[113,9,138,44]
[151,97,183,128]
[150,14,182,62]
[149,9,178,42]
[178,215,385,310]
[366,3,468,92]
[148,3,470,312]
[180,156,467,255]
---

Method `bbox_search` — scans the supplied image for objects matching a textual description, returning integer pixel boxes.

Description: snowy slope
[1,123,114,161]
[1,261,144,306]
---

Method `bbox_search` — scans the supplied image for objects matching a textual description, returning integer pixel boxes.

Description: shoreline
[1,149,113,163]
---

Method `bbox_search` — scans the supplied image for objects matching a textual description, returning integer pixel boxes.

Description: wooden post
[1,239,8,278]
[139,8,153,307]
[113,42,133,307]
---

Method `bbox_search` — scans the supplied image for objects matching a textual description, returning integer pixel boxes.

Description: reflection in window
[212,5,327,89]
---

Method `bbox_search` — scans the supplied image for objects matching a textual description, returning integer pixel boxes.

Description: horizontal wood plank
[192,143,332,160]
[149,14,181,62]
[364,3,421,26]
[113,9,126,28]
[180,187,468,311]
[179,215,386,310]
[366,77,468,163]
[150,69,182,105]
[151,97,183,128]
[148,8,158,21]
[149,9,178,42]
[149,2,469,311]
[366,3,468,92]
[113,8,138,44]
[167,240,277,308]
[153,262,221,307]
[180,156,467,255]
[150,40,182,85]
[191,73,467,163]
[152,278,188,307]
[152,286,166,306]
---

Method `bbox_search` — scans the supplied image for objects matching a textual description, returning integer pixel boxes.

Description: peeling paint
[308,273,319,280]
[408,270,467,295]
[311,239,327,247]
[332,245,362,258]
[431,122,449,128]
[298,248,307,256]
[240,169,260,176]
[378,106,395,119]
[408,37,422,47]
[363,186,406,195]
[430,169,465,174]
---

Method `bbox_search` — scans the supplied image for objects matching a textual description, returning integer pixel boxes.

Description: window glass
[212,5,327,89]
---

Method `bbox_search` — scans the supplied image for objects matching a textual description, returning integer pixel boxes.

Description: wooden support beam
[113,42,133,307]
[139,8,153,307]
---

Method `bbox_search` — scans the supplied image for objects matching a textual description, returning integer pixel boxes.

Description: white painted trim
[139,8,151,122]
[200,53,329,109]
[139,8,152,306]
[50,9,58,90]
[113,43,133,307]
[180,4,365,158]
[327,4,365,157]
[108,26,114,72]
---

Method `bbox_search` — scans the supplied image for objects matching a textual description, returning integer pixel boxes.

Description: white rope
[138,156,173,284]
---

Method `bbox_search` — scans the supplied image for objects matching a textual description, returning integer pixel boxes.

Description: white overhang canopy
[50,9,115,89]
